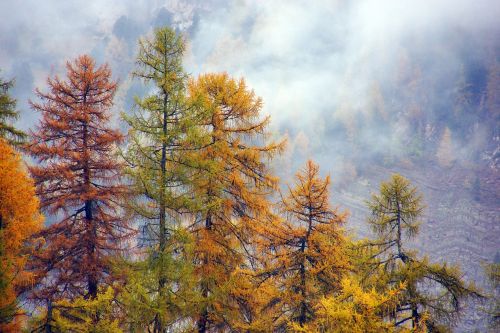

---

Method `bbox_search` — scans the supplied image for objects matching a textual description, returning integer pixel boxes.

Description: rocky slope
[329,159,499,332]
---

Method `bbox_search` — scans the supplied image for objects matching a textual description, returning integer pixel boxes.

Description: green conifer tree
[121,27,199,332]
[0,74,26,145]
[363,174,480,331]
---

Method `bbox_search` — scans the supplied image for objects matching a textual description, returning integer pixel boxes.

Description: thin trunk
[299,237,307,326]
[45,299,53,333]
[154,90,169,333]
[298,206,313,326]
[197,307,208,333]
[396,201,404,262]
[82,92,98,300]
[159,92,168,263]
[396,200,418,327]
[197,119,218,333]
[85,198,97,298]
[197,211,212,333]
[411,304,419,329]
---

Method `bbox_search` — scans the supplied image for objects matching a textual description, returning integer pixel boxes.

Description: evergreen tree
[0,74,27,145]
[364,174,480,331]
[29,287,123,333]
[121,27,197,332]
[117,227,197,332]
[293,277,402,333]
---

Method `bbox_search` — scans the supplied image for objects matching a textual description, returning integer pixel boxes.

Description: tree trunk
[45,299,53,333]
[197,212,212,333]
[85,199,98,299]
[298,206,313,326]
[154,92,169,333]
[197,307,208,333]
[299,237,307,326]
[396,201,404,261]
[82,93,98,300]
[411,304,419,329]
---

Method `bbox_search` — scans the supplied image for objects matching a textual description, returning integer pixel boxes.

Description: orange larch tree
[0,139,43,332]
[25,55,131,312]
[259,160,350,330]
[187,72,284,332]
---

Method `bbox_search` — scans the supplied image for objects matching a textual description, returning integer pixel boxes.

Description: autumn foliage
[26,55,131,307]
[187,72,284,331]
[0,26,482,333]
[0,139,43,332]
[255,160,350,330]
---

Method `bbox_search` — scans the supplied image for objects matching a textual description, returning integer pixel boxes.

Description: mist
[1,1,498,330]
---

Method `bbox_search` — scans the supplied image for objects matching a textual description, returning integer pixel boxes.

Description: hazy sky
[1,0,498,174]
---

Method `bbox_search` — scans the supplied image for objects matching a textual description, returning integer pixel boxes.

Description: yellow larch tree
[258,160,350,330]
[0,139,43,332]
[293,276,403,333]
[29,286,123,333]
[187,72,284,332]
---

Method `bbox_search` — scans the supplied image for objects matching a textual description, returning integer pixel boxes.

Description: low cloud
[1,0,498,172]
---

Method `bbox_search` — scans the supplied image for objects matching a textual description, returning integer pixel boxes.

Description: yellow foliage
[186,73,284,330]
[256,161,351,329]
[291,277,403,333]
[31,287,123,333]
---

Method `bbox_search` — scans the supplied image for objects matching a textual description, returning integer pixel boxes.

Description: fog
[1,1,498,330]
[2,0,497,176]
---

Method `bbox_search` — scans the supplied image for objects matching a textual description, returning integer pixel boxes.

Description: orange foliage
[26,55,132,302]
[258,160,350,329]
[187,73,284,331]
[0,139,43,332]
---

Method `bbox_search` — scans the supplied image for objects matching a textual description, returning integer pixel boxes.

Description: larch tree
[484,259,500,331]
[364,174,480,331]
[485,61,499,120]
[436,127,455,168]
[0,139,43,332]
[187,72,283,332]
[293,277,403,333]
[31,286,123,333]
[121,27,198,332]
[26,55,131,329]
[0,74,27,145]
[258,160,350,331]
